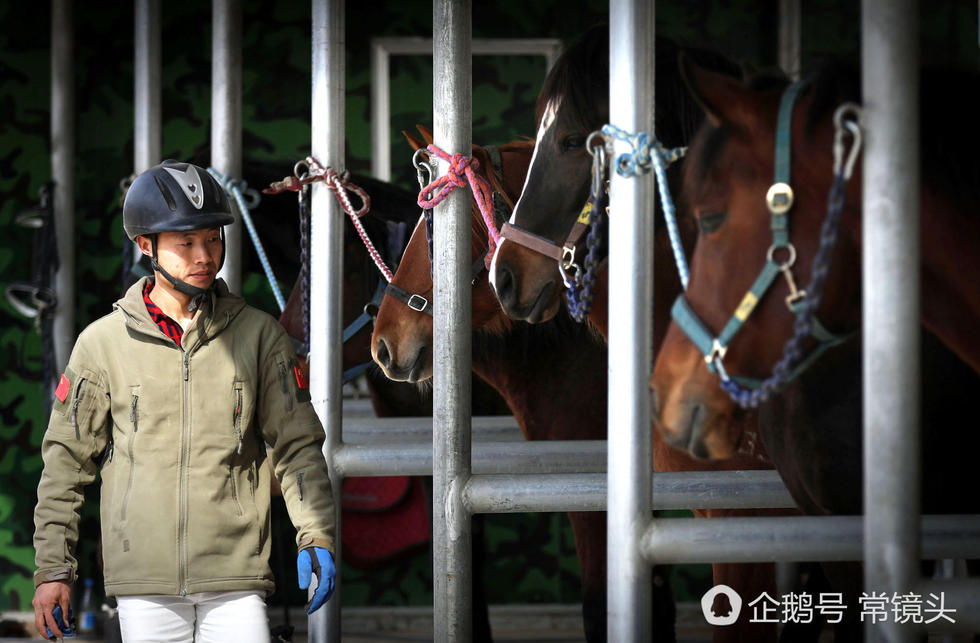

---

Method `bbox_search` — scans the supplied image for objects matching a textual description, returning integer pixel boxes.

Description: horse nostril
[494,261,515,305]
[375,338,391,369]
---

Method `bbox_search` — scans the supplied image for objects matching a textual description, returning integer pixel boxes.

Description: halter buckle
[706,340,732,382]
[559,246,581,289]
[766,182,795,215]
[407,294,429,312]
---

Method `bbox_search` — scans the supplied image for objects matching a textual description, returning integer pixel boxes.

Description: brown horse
[648,58,980,641]
[485,27,808,642]
[650,57,980,460]
[370,131,679,642]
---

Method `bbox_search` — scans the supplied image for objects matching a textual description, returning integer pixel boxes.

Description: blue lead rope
[208,167,287,313]
[601,123,689,289]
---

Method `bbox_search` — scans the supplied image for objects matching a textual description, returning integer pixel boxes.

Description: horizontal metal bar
[342,415,522,442]
[332,440,607,477]
[370,37,561,57]
[642,515,980,563]
[463,471,796,514]
[914,579,980,633]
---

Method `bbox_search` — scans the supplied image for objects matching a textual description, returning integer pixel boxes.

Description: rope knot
[416,144,500,269]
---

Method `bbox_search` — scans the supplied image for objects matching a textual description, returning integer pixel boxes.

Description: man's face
[139,228,223,290]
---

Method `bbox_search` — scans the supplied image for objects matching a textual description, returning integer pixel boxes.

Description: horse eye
[561,135,586,152]
[698,212,727,234]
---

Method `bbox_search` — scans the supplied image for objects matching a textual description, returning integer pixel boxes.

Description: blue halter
[668,80,857,407]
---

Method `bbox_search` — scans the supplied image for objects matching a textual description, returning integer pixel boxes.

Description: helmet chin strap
[148,233,226,313]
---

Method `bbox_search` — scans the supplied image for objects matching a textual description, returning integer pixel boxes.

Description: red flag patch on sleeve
[55,374,71,402]
[294,365,308,390]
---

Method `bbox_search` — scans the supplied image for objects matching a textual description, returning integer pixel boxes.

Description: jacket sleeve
[33,338,111,587]
[258,324,336,554]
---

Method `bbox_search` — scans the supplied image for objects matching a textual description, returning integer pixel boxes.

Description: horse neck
[470,322,607,441]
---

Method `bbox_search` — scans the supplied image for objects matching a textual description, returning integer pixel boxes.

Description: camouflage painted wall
[2,0,976,614]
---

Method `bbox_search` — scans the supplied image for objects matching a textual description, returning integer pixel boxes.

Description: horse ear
[402,129,426,152]
[415,124,435,145]
[679,51,755,130]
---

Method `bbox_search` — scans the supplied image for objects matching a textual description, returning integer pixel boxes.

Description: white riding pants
[117,591,270,643]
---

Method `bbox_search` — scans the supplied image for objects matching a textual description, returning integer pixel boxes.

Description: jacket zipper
[297,471,304,501]
[277,358,293,412]
[178,351,190,596]
[68,379,88,429]
[130,394,139,433]
[233,387,243,454]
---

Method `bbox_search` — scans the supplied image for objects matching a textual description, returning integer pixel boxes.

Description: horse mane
[537,24,739,147]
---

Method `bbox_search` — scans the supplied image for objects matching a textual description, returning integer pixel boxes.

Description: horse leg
[708,561,778,643]
[567,511,676,642]
[567,511,607,642]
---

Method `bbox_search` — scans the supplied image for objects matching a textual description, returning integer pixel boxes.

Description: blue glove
[297,546,336,614]
[45,604,75,639]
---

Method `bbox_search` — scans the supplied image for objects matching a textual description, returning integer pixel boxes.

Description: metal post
[133,0,160,267]
[606,0,655,640]
[134,0,160,174]
[862,1,920,641]
[432,0,472,640]
[778,0,802,80]
[212,0,242,293]
[51,0,74,374]
[310,0,345,640]
[370,40,390,181]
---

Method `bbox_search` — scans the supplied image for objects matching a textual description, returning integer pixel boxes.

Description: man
[33,161,336,642]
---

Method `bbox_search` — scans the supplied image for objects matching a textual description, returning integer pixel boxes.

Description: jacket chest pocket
[232,379,257,454]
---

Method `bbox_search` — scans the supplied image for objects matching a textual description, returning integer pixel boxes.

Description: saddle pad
[341,476,430,568]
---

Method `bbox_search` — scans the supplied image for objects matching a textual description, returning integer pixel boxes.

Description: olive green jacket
[33,278,335,597]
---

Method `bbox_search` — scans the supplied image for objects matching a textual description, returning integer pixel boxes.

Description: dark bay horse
[484,27,806,642]
[370,133,677,642]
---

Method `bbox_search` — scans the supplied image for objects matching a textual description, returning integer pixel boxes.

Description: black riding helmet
[123,161,236,308]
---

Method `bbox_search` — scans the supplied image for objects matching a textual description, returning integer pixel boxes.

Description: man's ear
[135,234,154,257]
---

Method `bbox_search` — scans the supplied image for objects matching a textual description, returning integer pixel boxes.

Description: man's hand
[33,580,71,640]
[297,547,336,614]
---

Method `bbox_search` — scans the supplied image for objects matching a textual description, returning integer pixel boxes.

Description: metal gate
[109,0,980,640]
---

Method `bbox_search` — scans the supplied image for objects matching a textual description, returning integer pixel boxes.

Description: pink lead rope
[416,144,500,269]
[264,156,394,283]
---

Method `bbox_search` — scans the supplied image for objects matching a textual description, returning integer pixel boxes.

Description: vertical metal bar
[51,0,74,375]
[310,0,344,640]
[606,0,654,640]
[862,1,920,641]
[775,7,801,601]
[212,0,242,293]
[432,0,473,640]
[370,41,390,181]
[778,0,802,80]
[134,0,160,174]
[133,0,160,267]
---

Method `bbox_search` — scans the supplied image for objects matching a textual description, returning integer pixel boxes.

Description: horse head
[490,25,609,324]
[651,57,863,460]
[371,128,533,382]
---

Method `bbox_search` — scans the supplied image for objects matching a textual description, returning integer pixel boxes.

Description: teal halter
[669,79,854,395]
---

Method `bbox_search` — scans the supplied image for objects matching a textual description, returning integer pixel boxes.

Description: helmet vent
[153,176,177,212]
[163,164,206,210]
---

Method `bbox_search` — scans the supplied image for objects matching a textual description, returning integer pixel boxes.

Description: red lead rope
[417,144,500,269]
[264,156,393,282]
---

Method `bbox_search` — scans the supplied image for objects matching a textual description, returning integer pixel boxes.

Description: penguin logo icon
[701,584,743,626]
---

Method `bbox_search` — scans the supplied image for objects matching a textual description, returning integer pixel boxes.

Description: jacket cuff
[34,567,76,589]
[297,535,334,554]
